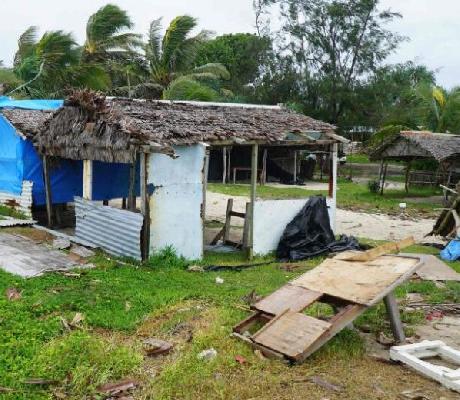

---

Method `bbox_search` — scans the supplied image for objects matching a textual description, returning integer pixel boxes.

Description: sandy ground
[205,191,438,242]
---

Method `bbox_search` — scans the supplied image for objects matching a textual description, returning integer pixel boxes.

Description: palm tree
[413,84,460,133]
[12,26,110,97]
[144,16,231,101]
[82,4,142,63]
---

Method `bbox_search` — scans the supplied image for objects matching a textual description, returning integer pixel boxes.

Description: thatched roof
[1,109,55,139]
[371,131,460,163]
[35,98,343,163]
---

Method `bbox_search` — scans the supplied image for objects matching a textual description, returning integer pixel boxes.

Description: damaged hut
[370,131,460,192]
[0,97,140,222]
[34,94,347,260]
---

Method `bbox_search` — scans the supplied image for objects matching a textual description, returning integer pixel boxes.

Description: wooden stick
[140,152,150,261]
[42,156,53,228]
[384,292,406,343]
[248,144,259,260]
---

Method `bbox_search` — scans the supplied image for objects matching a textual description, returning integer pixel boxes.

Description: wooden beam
[83,160,93,200]
[222,147,227,184]
[262,149,268,185]
[128,159,136,211]
[405,160,412,193]
[293,150,297,183]
[248,144,259,259]
[42,156,53,228]
[140,152,150,261]
[384,292,406,343]
[380,162,388,195]
[223,198,233,243]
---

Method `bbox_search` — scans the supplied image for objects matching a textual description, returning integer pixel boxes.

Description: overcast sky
[1,0,459,88]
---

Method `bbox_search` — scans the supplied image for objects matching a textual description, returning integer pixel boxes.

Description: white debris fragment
[52,238,71,250]
[198,348,217,361]
[215,277,224,284]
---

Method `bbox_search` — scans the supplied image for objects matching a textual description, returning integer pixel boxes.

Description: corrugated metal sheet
[75,197,144,260]
[0,217,36,227]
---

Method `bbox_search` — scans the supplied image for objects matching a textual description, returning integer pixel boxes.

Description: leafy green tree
[254,0,404,125]
[195,33,271,93]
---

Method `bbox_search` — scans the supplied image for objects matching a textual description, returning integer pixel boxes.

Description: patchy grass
[346,154,371,164]
[208,180,442,217]
[0,205,27,220]
[0,240,459,399]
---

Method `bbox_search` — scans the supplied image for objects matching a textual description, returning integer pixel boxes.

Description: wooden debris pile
[233,238,422,363]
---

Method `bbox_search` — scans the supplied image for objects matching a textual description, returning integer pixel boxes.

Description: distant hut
[370,131,460,193]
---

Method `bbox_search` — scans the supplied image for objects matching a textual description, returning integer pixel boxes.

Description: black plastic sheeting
[276,196,361,261]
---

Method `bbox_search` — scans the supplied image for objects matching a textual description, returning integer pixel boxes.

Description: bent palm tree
[145,16,231,101]
[83,4,142,63]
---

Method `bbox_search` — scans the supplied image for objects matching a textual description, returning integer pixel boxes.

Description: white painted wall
[148,145,205,260]
[253,197,336,255]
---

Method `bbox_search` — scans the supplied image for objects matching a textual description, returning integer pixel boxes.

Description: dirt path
[206,191,438,242]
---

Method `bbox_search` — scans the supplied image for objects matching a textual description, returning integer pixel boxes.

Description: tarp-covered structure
[0,96,137,207]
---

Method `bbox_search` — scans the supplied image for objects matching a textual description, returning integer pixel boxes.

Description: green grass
[346,154,370,164]
[0,205,27,220]
[208,180,442,217]
[0,243,458,399]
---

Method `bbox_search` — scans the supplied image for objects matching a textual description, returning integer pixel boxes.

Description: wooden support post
[202,150,210,222]
[227,148,231,183]
[223,198,234,243]
[262,149,268,185]
[405,160,412,194]
[328,144,338,200]
[380,162,388,195]
[384,292,406,343]
[222,147,227,184]
[42,156,53,228]
[242,202,251,249]
[293,150,297,183]
[248,144,259,259]
[128,160,136,211]
[83,160,93,200]
[140,152,150,261]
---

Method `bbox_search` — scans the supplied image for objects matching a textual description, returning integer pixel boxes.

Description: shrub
[367,180,381,194]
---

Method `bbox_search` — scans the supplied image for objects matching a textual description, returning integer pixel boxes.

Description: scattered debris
[400,253,460,282]
[60,313,85,331]
[400,389,430,399]
[233,240,421,363]
[425,311,444,321]
[24,378,58,385]
[97,379,138,397]
[70,245,95,259]
[254,349,266,361]
[52,238,71,250]
[390,340,460,393]
[187,265,205,272]
[5,287,21,301]
[0,386,13,393]
[406,303,460,315]
[235,355,246,364]
[377,332,395,346]
[198,348,218,361]
[279,263,303,272]
[241,290,262,306]
[142,338,173,357]
[215,277,224,284]
[309,376,343,392]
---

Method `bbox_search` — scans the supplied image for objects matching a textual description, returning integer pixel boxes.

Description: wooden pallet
[233,241,422,363]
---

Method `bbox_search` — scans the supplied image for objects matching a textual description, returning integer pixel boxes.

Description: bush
[367,180,381,194]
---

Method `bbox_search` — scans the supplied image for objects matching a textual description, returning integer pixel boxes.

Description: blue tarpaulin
[0,98,138,205]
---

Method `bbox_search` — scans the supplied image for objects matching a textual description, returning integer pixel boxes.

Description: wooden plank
[252,312,331,359]
[242,202,250,250]
[140,152,150,260]
[248,144,258,260]
[229,211,246,219]
[210,226,225,246]
[128,160,136,211]
[83,160,93,200]
[384,292,406,343]
[291,255,420,306]
[223,198,233,243]
[222,147,227,184]
[296,304,366,362]
[253,285,323,316]
[338,237,415,262]
[42,156,53,228]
